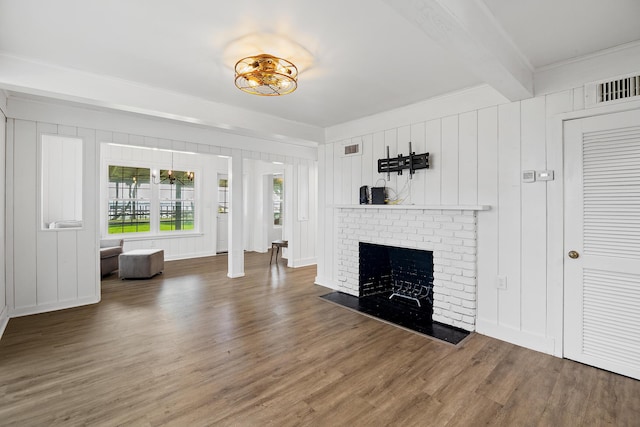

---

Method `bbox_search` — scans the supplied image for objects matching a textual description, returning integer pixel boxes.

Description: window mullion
[151,170,160,233]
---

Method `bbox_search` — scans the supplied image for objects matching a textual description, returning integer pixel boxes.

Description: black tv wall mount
[378,142,429,179]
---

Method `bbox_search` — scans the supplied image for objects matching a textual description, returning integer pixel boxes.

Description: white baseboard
[314,276,338,291]
[164,251,217,261]
[0,305,9,341]
[476,318,556,355]
[9,296,101,318]
[227,272,245,278]
[290,257,317,268]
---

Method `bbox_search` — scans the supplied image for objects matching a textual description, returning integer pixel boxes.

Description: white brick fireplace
[335,205,489,331]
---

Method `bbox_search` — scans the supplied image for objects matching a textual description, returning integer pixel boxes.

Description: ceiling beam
[384,0,534,101]
[0,54,323,146]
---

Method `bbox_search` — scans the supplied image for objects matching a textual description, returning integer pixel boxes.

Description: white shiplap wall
[7,120,100,317]
[317,88,583,354]
[5,98,317,318]
[0,93,8,337]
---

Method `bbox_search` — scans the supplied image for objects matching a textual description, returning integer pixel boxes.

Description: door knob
[568,250,580,259]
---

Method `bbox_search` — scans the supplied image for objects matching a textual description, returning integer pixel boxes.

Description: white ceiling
[1,0,639,139]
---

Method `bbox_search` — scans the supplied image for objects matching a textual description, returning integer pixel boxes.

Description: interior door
[216,174,229,253]
[564,109,640,380]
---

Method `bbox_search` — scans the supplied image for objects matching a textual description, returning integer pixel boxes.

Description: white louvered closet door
[564,109,640,380]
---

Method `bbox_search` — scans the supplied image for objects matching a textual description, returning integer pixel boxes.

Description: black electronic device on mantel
[371,187,386,204]
[359,186,369,204]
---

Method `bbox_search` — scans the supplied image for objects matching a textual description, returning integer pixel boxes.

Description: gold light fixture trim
[234,54,298,96]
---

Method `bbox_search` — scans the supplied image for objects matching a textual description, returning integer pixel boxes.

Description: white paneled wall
[0,94,8,337]
[317,88,582,354]
[7,120,100,317]
[5,98,317,319]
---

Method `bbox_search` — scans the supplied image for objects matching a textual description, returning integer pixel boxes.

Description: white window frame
[102,158,200,238]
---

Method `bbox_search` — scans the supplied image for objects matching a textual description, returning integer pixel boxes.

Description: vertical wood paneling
[441,116,459,204]
[459,111,478,205]
[32,239,58,304]
[361,134,373,188]
[57,231,78,301]
[36,123,60,305]
[316,145,327,279]
[497,102,522,329]
[410,122,426,205]
[477,107,499,326]
[546,89,576,348]
[13,120,38,309]
[573,87,585,111]
[5,120,15,310]
[0,112,6,312]
[373,131,385,186]
[324,144,335,282]
[308,160,318,261]
[520,97,547,336]
[425,119,442,204]
[397,126,411,204]
[397,125,411,154]
[77,128,98,299]
[339,143,351,205]
[384,129,398,196]
[350,139,362,204]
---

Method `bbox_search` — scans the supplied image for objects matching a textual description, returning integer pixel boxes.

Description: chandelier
[152,152,194,185]
[234,54,298,96]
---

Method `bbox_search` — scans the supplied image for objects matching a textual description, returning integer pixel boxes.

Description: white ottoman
[119,249,164,279]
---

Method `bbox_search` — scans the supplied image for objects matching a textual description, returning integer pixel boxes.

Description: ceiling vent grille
[586,73,640,108]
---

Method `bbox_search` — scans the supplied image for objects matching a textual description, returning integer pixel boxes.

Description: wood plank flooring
[1,252,639,426]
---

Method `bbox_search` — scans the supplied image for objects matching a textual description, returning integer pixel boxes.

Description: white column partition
[228,149,245,278]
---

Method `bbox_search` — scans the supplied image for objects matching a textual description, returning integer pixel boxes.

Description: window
[218,177,228,214]
[107,163,197,235]
[41,135,83,229]
[273,174,283,226]
[108,166,151,233]
[159,170,195,231]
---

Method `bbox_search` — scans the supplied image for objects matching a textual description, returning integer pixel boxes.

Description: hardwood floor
[1,252,639,426]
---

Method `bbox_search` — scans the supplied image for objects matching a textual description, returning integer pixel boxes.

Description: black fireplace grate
[359,243,433,307]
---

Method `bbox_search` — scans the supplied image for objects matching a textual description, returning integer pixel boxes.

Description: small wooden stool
[270,240,288,265]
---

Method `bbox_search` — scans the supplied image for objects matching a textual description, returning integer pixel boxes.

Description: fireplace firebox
[359,242,434,309]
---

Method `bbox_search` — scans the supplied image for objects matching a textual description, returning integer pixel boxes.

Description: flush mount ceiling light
[234,54,298,96]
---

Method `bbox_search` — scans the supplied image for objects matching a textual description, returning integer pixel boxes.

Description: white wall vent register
[340,141,362,157]
[585,72,640,107]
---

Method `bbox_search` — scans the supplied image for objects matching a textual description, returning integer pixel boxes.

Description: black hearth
[320,242,469,344]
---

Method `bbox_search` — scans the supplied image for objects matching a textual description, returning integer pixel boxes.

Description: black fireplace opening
[359,242,434,310]
[320,242,469,344]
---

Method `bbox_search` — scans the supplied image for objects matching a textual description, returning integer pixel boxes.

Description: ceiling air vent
[585,73,640,108]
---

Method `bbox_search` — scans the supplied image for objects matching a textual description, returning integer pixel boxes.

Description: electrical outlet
[496,275,507,290]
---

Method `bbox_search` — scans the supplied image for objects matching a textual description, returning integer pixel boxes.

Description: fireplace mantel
[334,204,490,211]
